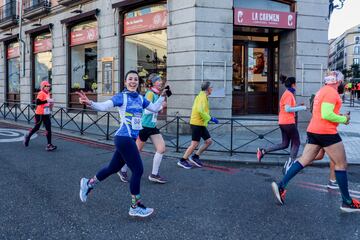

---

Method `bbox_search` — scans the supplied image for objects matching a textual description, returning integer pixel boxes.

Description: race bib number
[131,113,142,130]
[44,106,51,115]
[151,113,158,123]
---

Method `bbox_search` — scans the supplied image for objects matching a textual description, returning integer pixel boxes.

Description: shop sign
[7,46,20,59]
[234,8,296,29]
[124,10,167,35]
[34,38,52,53]
[70,27,98,46]
[101,57,114,95]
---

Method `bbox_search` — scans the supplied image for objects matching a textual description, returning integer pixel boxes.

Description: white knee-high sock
[121,165,128,172]
[152,152,163,175]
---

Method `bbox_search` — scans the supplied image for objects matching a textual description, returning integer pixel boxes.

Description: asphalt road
[1,125,360,240]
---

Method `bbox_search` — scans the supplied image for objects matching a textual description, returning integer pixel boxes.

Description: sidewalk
[1,98,360,165]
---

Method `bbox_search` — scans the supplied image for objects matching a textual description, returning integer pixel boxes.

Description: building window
[33,32,52,93]
[6,41,20,103]
[69,20,98,107]
[124,4,167,93]
[355,36,360,44]
[354,46,360,55]
[354,58,360,65]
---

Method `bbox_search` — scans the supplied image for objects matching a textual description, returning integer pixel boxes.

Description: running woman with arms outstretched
[78,70,165,217]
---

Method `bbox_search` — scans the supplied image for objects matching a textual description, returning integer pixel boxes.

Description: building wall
[0,0,120,106]
[0,0,330,120]
[167,0,233,117]
[295,0,329,115]
[328,24,360,72]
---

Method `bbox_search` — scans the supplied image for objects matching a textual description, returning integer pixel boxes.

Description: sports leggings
[265,124,300,160]
[28,114,52,144]
[96,136,143,195]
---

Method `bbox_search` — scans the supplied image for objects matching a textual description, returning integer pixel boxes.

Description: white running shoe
[79,178,92,203]
[129,203,154,217]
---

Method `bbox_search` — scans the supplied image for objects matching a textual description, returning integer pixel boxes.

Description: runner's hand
[46,98,54,103]
[76,91,91,106]
[344,114,350,125]
[210,117,219,124]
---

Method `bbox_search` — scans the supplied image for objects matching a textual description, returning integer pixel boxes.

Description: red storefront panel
[234,8,296,29]
[7,46,20,59]
[70,27,98,46]
[34,38,52,53]
[124,10,167,35]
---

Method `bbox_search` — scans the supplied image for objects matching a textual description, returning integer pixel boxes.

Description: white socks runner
[120,152,163,175]
[152,152,163,175]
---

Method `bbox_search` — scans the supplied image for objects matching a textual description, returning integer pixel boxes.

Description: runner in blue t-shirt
[77,70,165,218]
[118,74,168,184]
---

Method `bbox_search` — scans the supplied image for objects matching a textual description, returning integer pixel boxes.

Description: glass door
[232,36,278,115]
[247,44,270,114]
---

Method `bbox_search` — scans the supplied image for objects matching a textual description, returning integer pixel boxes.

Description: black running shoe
[46,144,57,151]
[23,134,30,147]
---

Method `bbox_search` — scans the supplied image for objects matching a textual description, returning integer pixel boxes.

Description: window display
[33,32,52,91]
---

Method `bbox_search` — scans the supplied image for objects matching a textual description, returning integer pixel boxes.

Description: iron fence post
[230,119,233,156]
[176,116,180,152]
[80,110,84,135]
[27,104,30,123]
[15,104,18,121]
[60,108,63,129]
[106,112,110,140]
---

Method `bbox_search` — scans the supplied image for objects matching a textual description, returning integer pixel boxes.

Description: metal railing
[0,1,16,22]
[24,0,51,12]
[0,102,297,156]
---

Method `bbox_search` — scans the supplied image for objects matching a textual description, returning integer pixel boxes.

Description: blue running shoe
[79,178,93,203]
[129,203,154,217]
[177,159,192,169]
[188,155,203,168]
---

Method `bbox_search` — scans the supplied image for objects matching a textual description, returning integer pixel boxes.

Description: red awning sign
[70,27,98,46]
[7,46,20,59]
[234,8,296,29]
[124,10,167,35]
[34,38,52,53]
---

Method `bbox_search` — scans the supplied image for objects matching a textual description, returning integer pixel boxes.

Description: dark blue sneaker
[177,159,192,169]
[188,155,203,168]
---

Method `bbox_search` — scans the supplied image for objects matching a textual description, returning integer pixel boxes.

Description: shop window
[69,20,98,108]
[33,32,52,97]
[125,30,167,93]
[6,41,20,103]
[123,3,167,117]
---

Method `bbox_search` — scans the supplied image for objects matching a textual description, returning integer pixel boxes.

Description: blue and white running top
[90,90,164,139]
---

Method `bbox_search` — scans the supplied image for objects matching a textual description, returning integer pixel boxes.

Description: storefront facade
[0,0,329,119]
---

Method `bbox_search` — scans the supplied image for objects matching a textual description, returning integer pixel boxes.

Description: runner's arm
[35,99,48,106]
[197,103,211,124]
[285,105,306,113]
[145,96,165,113]
[90,100,114,111]
[321,102,347,123]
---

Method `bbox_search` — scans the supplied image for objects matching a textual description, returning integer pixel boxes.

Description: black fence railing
[24,0,51,12]
[0,1,16,23]
[0,102,299,156]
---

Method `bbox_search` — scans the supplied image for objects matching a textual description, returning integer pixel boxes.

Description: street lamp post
[328,0,346,20]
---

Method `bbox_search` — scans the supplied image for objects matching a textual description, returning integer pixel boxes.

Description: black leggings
[28,114,52,145]
[265,124,300,160]
[96,136,143,195]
